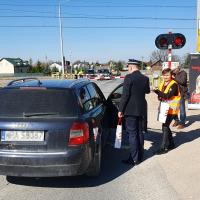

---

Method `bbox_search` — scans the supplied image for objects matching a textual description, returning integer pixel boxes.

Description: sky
[0,0,197,64]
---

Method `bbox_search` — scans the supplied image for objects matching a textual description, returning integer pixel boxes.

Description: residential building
[0,58,29,74]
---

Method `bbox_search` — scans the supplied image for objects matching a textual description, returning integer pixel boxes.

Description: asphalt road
[0,79,199,200]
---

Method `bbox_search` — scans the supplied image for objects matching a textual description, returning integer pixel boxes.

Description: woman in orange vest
[154,68,181,154]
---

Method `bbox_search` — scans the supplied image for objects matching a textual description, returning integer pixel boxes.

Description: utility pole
[70,50,73,78]
[141,56,144,70]
[197,0,200,52]
[58,1,65,77]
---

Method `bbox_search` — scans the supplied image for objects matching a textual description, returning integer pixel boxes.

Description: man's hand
[118,112,123,118]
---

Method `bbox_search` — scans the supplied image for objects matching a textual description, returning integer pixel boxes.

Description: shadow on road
[185,114,200,127]
[145,126,200,160]
[6,144,132,188]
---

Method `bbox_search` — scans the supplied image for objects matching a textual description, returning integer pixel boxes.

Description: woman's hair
[162,68,172,75]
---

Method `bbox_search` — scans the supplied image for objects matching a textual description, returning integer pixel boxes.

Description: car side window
[86,83,101,108]
[79,86,94,112]
[92,83,105,103]
[110,85,123,100]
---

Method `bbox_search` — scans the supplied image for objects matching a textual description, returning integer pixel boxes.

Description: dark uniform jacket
[174,70,188,97]
[119,70,150,116]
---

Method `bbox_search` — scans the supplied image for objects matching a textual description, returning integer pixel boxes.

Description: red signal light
[160,37,168,46]
[174,36,183,46]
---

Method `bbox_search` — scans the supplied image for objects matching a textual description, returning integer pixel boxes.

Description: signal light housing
[155,34,169,49]
[155,33,186,49]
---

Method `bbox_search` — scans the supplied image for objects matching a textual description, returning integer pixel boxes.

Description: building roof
[0,58,29,67]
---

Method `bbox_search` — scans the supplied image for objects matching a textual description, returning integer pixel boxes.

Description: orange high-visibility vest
[159,79,181,115]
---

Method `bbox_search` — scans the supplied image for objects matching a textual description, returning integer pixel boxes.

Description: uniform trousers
[125,116,144,162]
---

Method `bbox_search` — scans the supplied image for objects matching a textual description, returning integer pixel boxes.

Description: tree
[150,50,181,63]
[29,58,33,66]
[116,61,124,71]
[43,66,51,75]
[182,53,190,68]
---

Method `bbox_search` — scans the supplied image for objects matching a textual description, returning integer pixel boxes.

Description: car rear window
[0,88,77,117]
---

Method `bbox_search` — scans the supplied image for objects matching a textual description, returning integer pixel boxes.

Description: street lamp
[58,1,65,77]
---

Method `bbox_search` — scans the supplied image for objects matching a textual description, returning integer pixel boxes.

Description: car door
[78,83,105,144]
[107,83,123,110]
[102,83,124,129]
[106,83,148,133]
[86,83,105,125]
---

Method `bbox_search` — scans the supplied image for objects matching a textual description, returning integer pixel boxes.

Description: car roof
[5,78,91,89]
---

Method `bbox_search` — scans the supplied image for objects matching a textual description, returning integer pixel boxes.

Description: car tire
[86,131,102,177]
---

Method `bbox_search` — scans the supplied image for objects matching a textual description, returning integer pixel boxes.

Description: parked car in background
[85,69,96,79]
[0,78,109,177]
[96,69,112,80]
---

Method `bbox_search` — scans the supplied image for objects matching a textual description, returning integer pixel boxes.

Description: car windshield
[0,88,77,117]
[98,69,109,74]
[86,70,95,74]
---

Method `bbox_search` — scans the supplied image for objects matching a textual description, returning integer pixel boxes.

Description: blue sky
[0,0,197,63]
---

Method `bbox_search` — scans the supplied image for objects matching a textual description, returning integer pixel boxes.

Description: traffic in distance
[84,68,118,80]
[0,77,126,177]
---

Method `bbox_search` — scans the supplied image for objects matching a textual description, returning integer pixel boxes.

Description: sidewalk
[145,92,200,200]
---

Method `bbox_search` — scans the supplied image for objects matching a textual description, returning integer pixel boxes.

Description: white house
[0,58,29,74]
[49,62,62,72]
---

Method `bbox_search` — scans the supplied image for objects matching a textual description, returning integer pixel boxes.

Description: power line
[0,8,55,14]
[0,15,196,21]
[0,9,195,21]
[0,3,195,8]
[0,25,195,30]
[66,4,193,8]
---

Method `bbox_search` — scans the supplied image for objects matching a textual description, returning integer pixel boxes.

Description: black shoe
[121,158,142,166]
[134,160,141,165]
[168,144,175,150]
[121,158,135,166]
[155,148,168,155]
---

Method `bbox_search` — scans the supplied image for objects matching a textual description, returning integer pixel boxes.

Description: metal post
[58,1,65,77]
[168,32,172,68]
[141,56,144,70]
[69,50,73,78]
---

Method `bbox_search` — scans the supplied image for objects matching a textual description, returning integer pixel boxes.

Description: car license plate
[1,131,44,142]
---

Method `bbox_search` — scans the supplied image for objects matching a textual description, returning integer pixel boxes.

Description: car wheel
[86,132,102,177]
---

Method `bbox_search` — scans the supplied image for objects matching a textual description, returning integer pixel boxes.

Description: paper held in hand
[157,102,170,123]
[114,118,122,149]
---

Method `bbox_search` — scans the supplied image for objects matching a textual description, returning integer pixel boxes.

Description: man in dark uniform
[118,59,150,166]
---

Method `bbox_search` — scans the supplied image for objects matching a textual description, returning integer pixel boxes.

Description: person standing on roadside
[171,66,188,129]
[154,68,181,154]
[118,59,150,166]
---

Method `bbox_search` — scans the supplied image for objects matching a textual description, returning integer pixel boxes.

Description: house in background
[49,62,62,72]
[0,58,29,74]
[146,60,163,71]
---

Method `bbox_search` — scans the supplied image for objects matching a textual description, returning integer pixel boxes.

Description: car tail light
[69,122,89,146]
